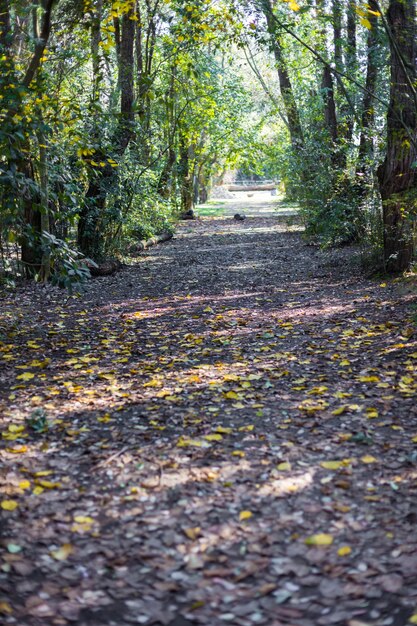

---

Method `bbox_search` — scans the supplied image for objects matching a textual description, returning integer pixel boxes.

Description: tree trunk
[377,0,417,273]
[179,137,194,215]
[321,65,338,144]
[261,0,304,151]
[357,0,379,165]
[332,0,343,73]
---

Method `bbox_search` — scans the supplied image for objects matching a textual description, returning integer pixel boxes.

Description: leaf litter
[1,215,417,625]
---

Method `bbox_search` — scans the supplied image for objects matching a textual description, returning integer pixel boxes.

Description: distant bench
[227,182,277,192]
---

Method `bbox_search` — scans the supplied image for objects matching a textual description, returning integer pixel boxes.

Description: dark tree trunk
[118,8,135,152]
[377,0,417,273]
[261,0,304,151]
[346,0,357,72]
[179,137,194,215]
[332,0,343,73]
[321,65,338,144]
[158,148,176,198]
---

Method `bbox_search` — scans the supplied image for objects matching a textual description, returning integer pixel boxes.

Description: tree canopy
[0,0,416,284]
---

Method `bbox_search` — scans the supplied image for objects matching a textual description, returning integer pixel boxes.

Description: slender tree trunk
[332,0,343,73]
[377,0,417,272]
[347,0,357,72]
[179,136,194,215]
[321,65,338,144]
[118,8,135,152]
[357,0,379,165]
[39,141,51,282]
[158,65,177,198]
[261,0,304,151]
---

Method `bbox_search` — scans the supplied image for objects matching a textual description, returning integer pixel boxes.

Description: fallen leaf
[183,527,201,540]
[239,510,253,521]
[51,544,74,561]
[1,500,18,511]
[305,533,334,547]
[361,455,377,464]
[16,372,35,381]
[320,460,343,470]
[0,601,12,614]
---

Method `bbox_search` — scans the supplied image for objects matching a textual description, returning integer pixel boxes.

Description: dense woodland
[0,0,417,286]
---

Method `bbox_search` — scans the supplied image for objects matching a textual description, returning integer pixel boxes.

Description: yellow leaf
[238,425,254,432]
[232,450,245,457]
[1,499,18,511]
[51,543,74,561]
[239,510,253,521]
[6,445,28,454]
[34,470,53,477]
[320,460,343,470]
[409,614,417,624]
[74,516,94,524]
[224,391,239,400]
[308,386,328,395]
[358,375,380,383]
[183,526,201,540]
[288,0,300,10]
[339,360,350,367]
[8,424,25,433]
[360,16,372,29]
[338,546,352,556]
[36,480,61,489]
[97,414,112,422]
[332,405,348,416]
[216,426,233,434]
[361,455,377,464]
[305,533,333,546]
[18,480,31,490]
[177,436,203,448]
[412,436,417,443]
[33,486,44,495]
[16,372,35,381]
[205,434,223,442]
[277,462,291,471]
[0,601,13,614]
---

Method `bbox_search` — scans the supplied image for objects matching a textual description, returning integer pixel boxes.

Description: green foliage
[123,172,175,246]
[40,232,94,292]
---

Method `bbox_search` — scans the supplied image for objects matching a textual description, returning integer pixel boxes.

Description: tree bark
[332,0,343,73]
[377,0,417,272]
[179,136,194,215]
[357,0,379,165]
[321,65,338,144]
[261,0,304,151]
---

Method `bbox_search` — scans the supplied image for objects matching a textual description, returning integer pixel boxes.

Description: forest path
[1,216,417,626]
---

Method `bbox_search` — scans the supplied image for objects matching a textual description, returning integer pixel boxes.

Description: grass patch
[196,202,226,217]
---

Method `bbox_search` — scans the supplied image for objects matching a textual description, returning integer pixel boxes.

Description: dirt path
[199,190,298,218]
[1,216,417,626]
